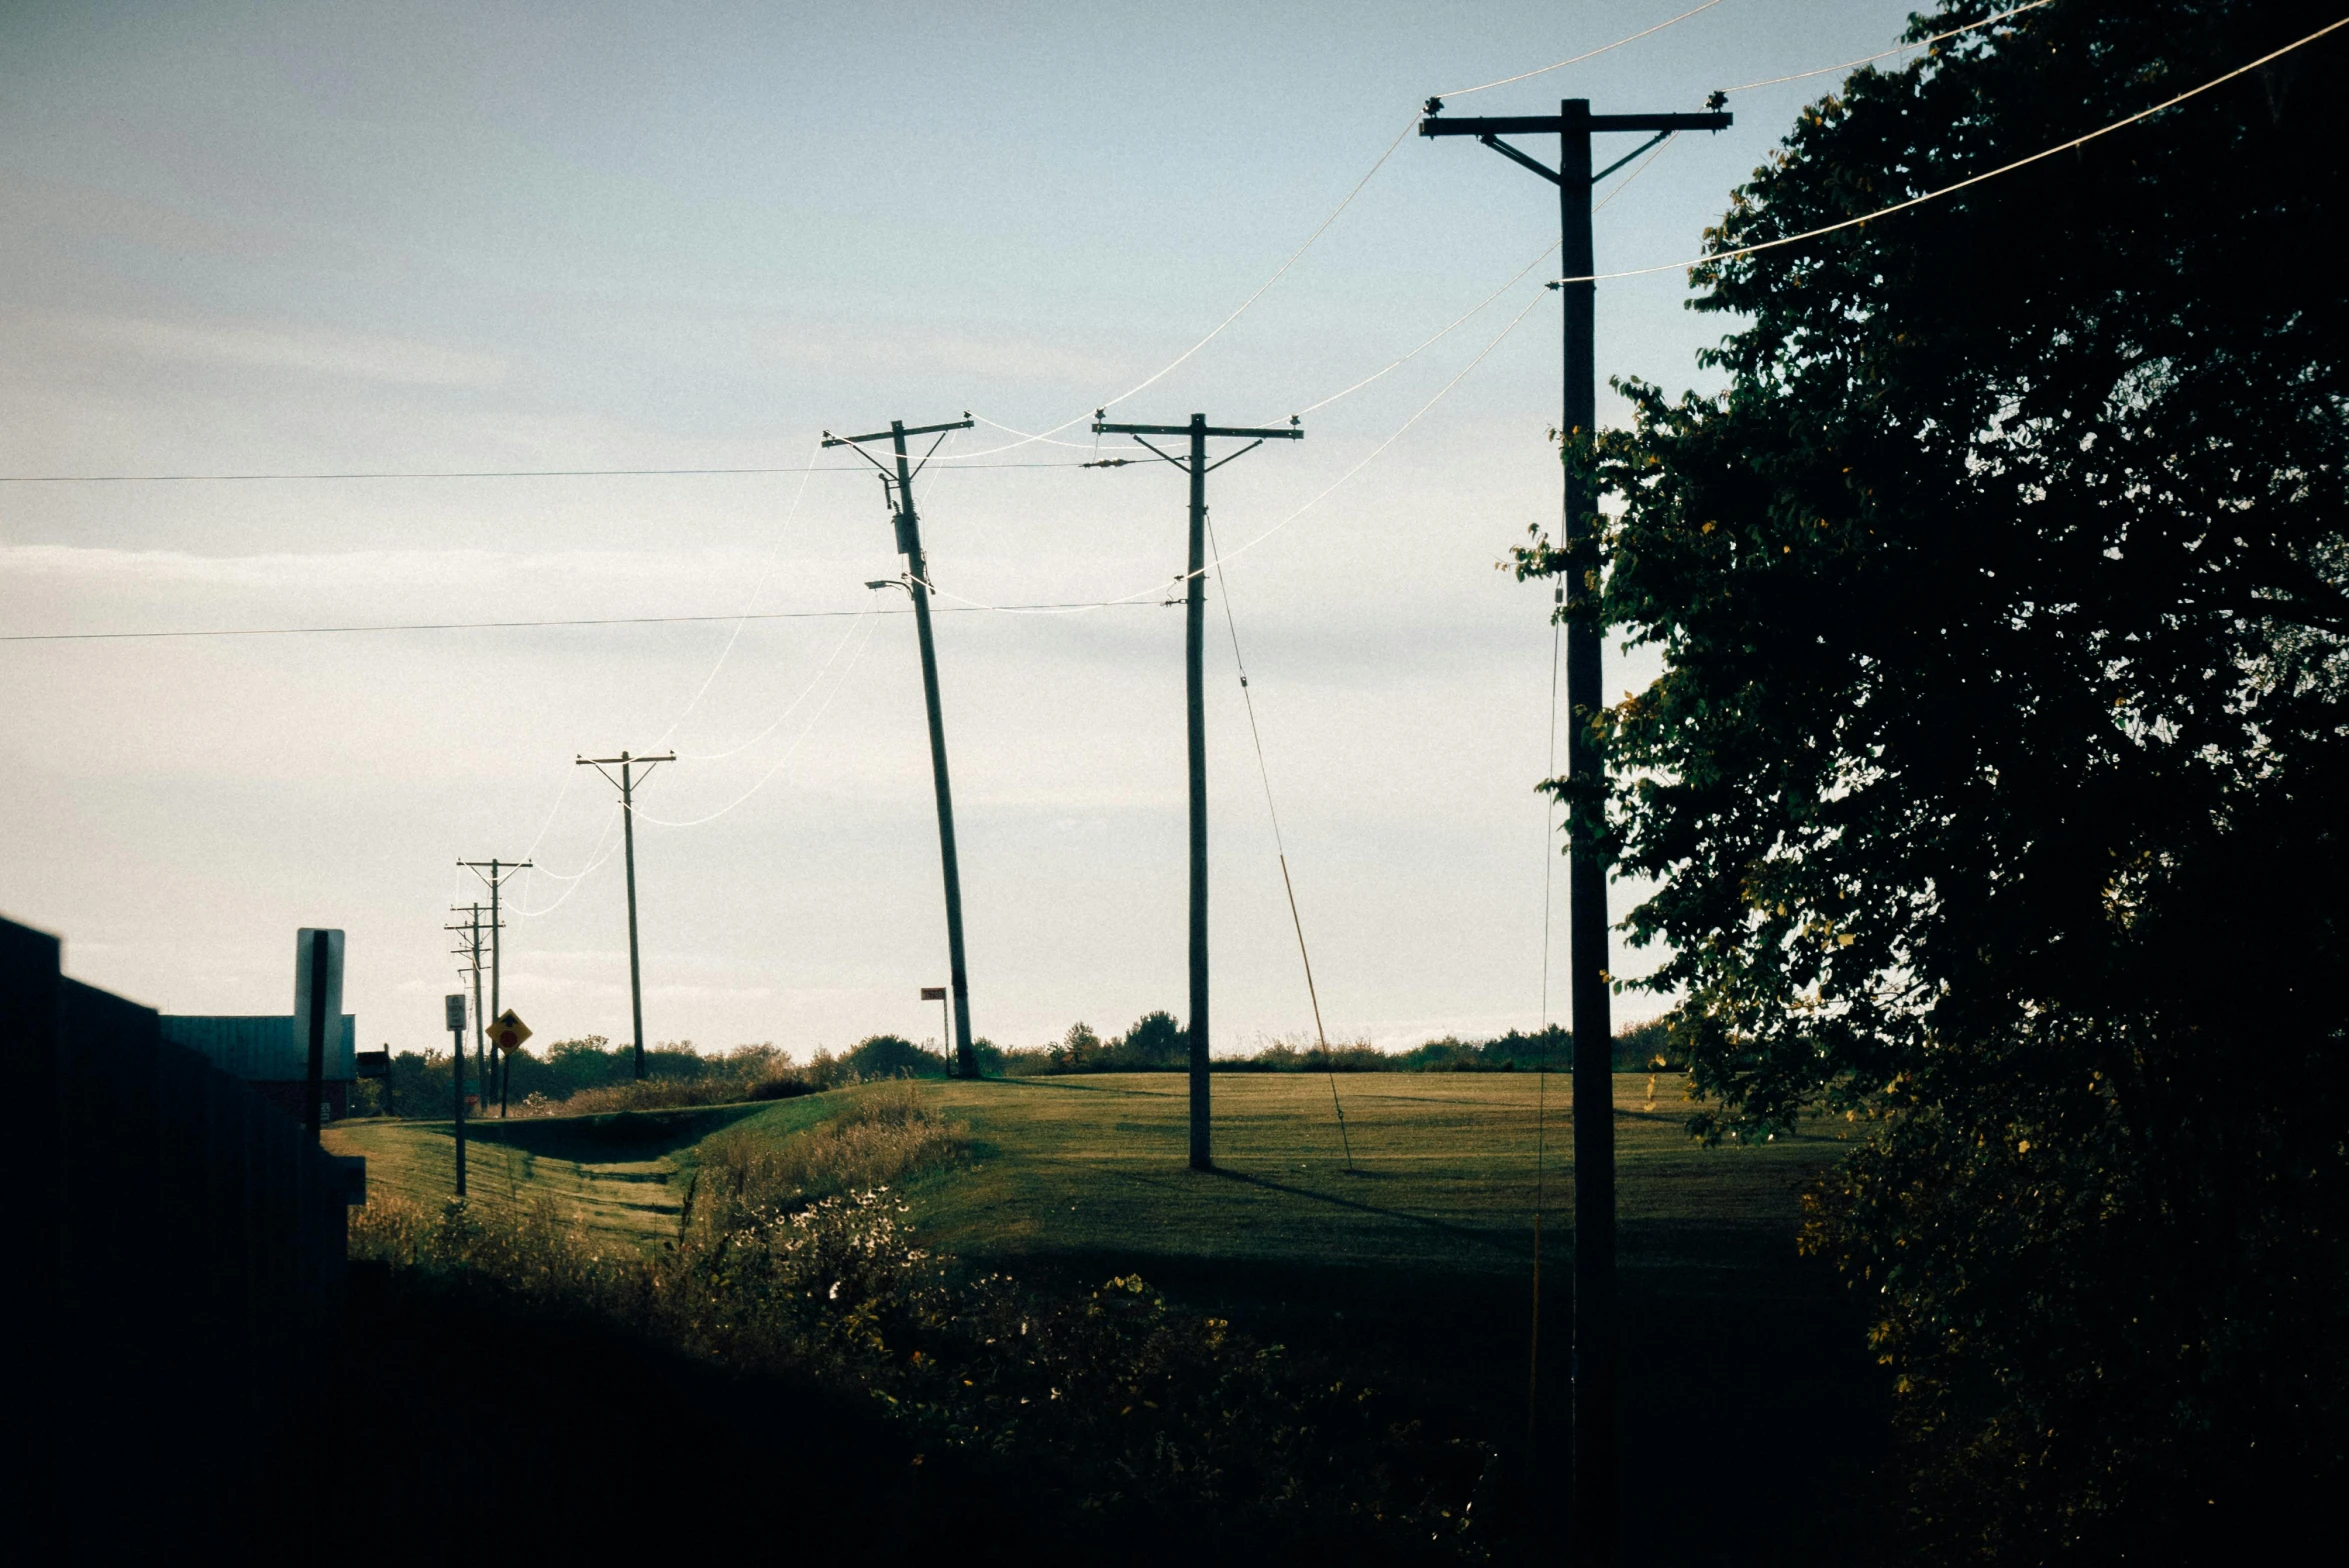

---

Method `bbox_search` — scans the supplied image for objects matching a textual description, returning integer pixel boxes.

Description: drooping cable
[923,288,1552,622]
[1439,0,1730,100]
[1202,509,1353,1171]
[630,609,882,829]
[656,438,827,751]
[0,598,1169,643]
[0,458,1117,484]
[1718,0,2054,96]
[673,602,873,763]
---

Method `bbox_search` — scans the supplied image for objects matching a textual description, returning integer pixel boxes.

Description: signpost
[487,1011,531,1117]
[444,993,468,1196]
[920,986,949,1063]
[295,928,345,1141]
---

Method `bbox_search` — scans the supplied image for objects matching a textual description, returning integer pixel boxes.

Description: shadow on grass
[1179,1162,1534,1259]
[447,1101,772,1163]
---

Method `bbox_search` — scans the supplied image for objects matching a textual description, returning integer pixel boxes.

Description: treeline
[357,1018,1679,1117]
[1004,1012,1679,1075]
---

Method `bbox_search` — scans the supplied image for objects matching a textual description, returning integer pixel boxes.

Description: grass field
[330,1071,1887,1563]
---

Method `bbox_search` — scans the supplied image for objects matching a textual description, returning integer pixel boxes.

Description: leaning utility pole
[824,414,981,1079]
[576,751,674,1080]
[459,858,531,1114]
[445,903,490,1109]
[1090,411,1303,1170]
[1420,93,1729,1567]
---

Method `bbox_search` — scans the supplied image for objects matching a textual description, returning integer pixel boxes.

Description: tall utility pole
[459,858,531,1114]
[576,751,674,1080]
[445,904,490,1109]
[1090,411,1303,1171]
[824,414,981,1079]
[1420,94,1730,1566]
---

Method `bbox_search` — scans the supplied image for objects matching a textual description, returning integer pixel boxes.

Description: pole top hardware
[1092,416,1305,440]
[1419,108,1731,138]
[823,417,973,448]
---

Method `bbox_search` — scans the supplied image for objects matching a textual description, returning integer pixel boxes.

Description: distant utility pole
[576,751,675,1080]
[1420,92,1730,1568]
[459,858,531,1115]
[824,414,980,1080]
[1090,410,1303,1170]
[445,903,491,1110]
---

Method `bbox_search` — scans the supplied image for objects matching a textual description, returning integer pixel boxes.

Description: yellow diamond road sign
[488,1010,532,1052]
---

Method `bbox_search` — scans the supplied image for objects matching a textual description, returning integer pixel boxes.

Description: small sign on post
[487,1010,532,1052]
[920,986,949,1066]
[445,994,468,1196]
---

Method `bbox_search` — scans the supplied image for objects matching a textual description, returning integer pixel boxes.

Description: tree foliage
[1515,2,2348,1555]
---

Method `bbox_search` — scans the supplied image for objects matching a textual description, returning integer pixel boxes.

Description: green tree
[1515,2,2347,1556]
[1116,1011,1187,1069]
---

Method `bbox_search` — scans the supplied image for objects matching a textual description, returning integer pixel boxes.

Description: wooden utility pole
[1090,411,1303,1170]
[459,859,531,1114]
[445,904,490,1109]
[825,415,980,1078]
[1421,93,1729,1566]
[576,751,674,1080]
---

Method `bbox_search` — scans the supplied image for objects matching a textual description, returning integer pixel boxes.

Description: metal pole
[1185,414,1212,1170]
[449,1010,467,1198]
[1557,96,1621,1567]
[621,758,646,1081]
[304,928,328,1142]
[888,422,978,1079]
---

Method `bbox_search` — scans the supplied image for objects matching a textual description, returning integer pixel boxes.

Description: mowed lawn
[333,1072,1888,1562]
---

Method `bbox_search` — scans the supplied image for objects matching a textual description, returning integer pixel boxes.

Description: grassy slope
[333,1072,1886,1562]
[326,1100,800,1243]
[897,1072,1885,1564]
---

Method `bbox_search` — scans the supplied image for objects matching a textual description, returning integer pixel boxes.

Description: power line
[628,611,880,830]
[1719,0,2055,96]
[1439,0,1730,99]
[1548,15,2349,288]
[0,458,1114,484]
[0,598,1174,643]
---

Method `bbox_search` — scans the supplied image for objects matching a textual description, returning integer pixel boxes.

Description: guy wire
[1203,511,1353,1172]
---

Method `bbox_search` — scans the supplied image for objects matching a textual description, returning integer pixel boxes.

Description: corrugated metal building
[160,1013,357,1119]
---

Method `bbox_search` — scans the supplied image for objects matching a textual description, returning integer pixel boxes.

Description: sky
[1,0,1929,1059]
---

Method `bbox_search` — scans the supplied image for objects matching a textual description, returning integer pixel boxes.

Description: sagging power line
[1090,410,1304,1172]
[824,415,982,1080]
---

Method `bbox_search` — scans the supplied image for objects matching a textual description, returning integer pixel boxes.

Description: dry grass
[689,1081,965,1226]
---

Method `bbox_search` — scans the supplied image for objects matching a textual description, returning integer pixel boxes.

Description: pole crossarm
[1094,419,1303,442]
[1420,110,1730,136]
[822,417,972,447]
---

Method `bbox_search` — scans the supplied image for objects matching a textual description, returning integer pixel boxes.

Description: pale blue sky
[3,1,1925,1056]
